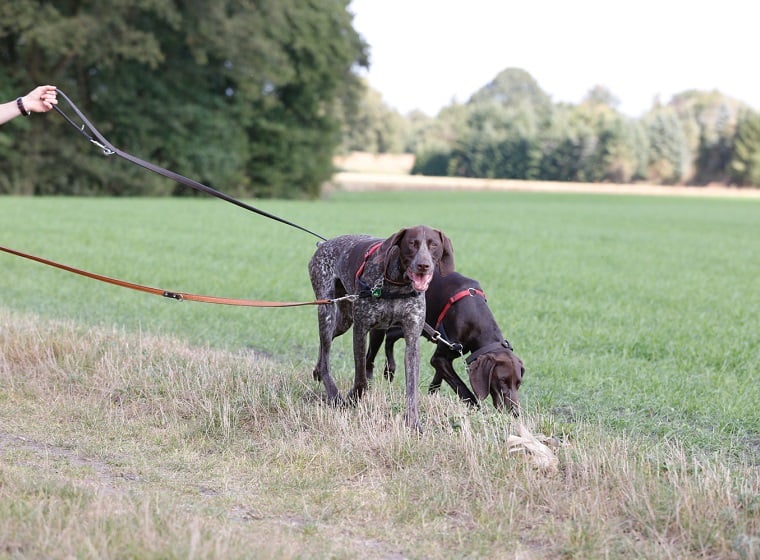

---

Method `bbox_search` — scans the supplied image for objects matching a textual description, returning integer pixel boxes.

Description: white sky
[349,0,757,118]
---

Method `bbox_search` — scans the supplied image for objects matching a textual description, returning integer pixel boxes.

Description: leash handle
[52,89,327,241]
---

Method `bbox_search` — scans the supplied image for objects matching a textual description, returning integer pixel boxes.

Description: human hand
[22,85,58,113]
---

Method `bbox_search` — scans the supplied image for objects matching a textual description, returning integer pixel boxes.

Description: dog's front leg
[430,351,479,407]
[347,321,369,404]
[403,323,423,432]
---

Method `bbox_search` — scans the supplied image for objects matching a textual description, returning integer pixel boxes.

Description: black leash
[52,89,327,242]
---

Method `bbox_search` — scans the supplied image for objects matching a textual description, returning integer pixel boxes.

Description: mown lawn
[1,190,759,458]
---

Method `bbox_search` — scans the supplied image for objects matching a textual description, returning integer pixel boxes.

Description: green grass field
[3,191,758,456]
[1,190,759,558]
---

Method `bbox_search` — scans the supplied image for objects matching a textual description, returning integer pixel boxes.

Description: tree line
[1,0,367,198]
[2,2,758,198]
[344,68,760,188]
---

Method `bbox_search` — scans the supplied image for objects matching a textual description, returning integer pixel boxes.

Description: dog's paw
[323,393,346,408]
[406,418,424,435]
[345,385,366,406]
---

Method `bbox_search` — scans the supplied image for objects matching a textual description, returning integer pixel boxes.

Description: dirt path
[333,172,760,199]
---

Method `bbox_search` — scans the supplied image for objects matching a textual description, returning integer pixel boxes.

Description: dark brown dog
[309,226,455,430]
[366,270,524,414]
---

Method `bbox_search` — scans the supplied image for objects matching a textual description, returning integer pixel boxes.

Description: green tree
[583,85,620,110]
[539,104,597,182]
[409,103,468,176]
[445,69,548,180]
[0,0,367,198]
[339,81,408,154]
[643,107,690,184]
[468,67,553,121]
[584,107,646,183]
[450,102,541,180]
[669,90,743,185]
[730,109,760,186]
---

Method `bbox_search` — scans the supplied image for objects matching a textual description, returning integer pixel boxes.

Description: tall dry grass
[1,307,758,559]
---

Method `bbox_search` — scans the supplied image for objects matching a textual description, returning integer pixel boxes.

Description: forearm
[0,98,26,125]
[0,86,58,126]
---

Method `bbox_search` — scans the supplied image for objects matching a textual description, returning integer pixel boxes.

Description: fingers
[25,85,58,113]
[39,85,58,110]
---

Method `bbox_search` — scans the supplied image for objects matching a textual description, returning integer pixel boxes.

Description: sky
[348,0,757,118]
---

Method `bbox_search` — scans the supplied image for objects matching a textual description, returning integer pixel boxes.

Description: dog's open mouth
[408,270,433,292]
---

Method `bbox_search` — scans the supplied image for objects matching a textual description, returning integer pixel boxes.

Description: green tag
[371,287,382,298]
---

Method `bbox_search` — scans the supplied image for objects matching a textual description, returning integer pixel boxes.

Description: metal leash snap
[330,294,358,304]
[89,138,114,156]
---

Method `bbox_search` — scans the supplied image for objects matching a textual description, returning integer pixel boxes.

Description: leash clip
[162,290,184,301]
[330,294,358,304]
[89,138,115,156]
[429,328,463,353]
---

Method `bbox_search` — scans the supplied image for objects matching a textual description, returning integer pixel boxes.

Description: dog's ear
[383,245,402,281]
[436,230,455,276]
[468,353,494,401]
[373,229,407,282]
[374,228,407,265]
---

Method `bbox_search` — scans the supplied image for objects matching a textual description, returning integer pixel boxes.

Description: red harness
[435,287,486,328]
[355,241,383,289]
[354,241,420,300]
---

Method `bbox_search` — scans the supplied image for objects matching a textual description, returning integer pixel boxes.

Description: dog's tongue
[410,271,433,292]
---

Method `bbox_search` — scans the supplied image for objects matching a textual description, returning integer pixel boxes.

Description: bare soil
[333,171,760,199]
[331,152,760,198]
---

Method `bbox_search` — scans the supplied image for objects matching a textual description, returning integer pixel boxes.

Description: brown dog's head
[377,226,454,292]
[468,350,524,415]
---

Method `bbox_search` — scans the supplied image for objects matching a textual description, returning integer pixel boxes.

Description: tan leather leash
[0,244,335,308]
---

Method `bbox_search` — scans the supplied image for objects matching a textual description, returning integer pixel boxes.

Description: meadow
[1,189,759,558]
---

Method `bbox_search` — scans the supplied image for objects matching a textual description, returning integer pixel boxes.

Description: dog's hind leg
[310,269,353,405]
[383,327,402,381]
[366,329,385,380]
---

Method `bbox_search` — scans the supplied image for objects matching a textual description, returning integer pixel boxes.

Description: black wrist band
[16,97,30,117]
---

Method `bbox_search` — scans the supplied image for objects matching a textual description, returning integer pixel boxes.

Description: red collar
[435,287,486,328]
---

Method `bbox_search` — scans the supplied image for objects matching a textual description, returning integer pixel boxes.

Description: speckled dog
[309,226,455,430]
